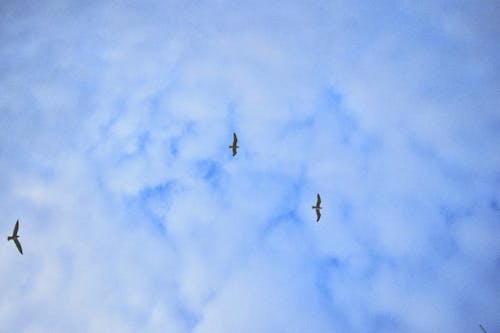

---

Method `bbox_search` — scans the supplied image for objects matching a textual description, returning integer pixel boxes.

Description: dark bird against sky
[229,132,239,156]
[312,193,322,222]
[7,219,23,255]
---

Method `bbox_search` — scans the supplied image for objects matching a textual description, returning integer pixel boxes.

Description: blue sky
[1,1,499,332]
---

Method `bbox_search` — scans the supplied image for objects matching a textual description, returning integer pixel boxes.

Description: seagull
[312,193,322,222]
[7,219,23,255]
[479,324,488,333]
[228,132,239,156]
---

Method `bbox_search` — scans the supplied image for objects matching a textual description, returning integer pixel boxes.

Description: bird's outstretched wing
[13,238,23,255]
[232,133,238,156]
[13,220,19,237]
[479,324,488,333]
[316,209,321,222]
[316,194,321,206]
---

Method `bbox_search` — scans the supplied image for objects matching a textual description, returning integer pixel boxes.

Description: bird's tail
[7,236,12,241]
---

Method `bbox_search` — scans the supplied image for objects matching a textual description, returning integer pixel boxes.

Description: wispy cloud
[1,1,499,332]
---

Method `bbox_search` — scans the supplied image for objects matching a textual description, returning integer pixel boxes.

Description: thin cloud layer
[1,1,499,332]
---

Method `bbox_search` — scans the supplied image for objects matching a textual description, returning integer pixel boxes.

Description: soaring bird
[228,132,239,156]
[7,220,23,255]
[312,193,322,222]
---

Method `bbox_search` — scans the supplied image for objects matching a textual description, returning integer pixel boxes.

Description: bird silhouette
[312,194,322,222]
[228,132,239,156]
[7,220,23,255]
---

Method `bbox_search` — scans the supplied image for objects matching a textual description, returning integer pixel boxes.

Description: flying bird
[7,220,23,255]
[228,132,239,156]
[479,324,488,333]
[312,193,322,222]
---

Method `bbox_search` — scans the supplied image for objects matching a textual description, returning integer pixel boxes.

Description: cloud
[1,0,499,332]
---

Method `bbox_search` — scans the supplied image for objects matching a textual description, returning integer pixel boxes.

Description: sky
[1,1,499,332]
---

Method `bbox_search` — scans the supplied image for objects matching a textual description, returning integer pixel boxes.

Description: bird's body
[229,132,239,156]
[312,194,322,222]
[8,220,23,254]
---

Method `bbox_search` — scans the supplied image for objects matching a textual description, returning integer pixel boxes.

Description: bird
[479,324,488,333]
[7,219,23,255]
[312,193,322,222]
[228,132,239,156]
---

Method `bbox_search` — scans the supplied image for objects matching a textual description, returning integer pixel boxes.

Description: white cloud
[1,0,499,332]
